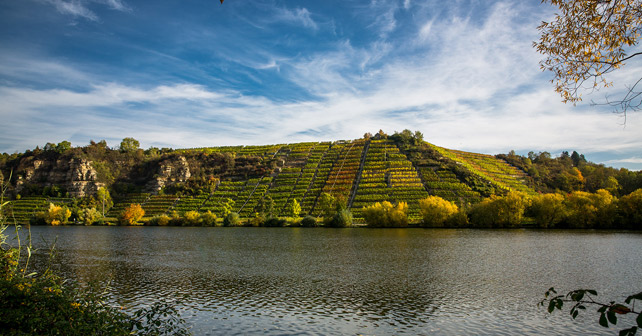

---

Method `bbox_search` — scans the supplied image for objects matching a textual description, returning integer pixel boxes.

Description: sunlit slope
[428,144,536,195]
[3,138,536,224]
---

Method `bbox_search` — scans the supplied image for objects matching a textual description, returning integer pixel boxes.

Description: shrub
[200,211,217,227]
[183,210,201,226]
[362,201,409,227]
[564,189,616,228]
[42,203,72,226]
[469,192,527,228]
[618,189,642,229]
[77,207,101,226]
[248,213,265,227]
[264,217,287,227]
[418,196,458,227]
[147,215,171,226]
[528,193,566,228]
[223,212,241,227]
[285,199,301,218]
[326,209,353,228]
[118,204,145,226]
[300,215,317,227]
[0,228,190,335]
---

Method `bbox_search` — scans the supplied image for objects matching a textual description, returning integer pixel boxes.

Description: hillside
[1,134,539,224]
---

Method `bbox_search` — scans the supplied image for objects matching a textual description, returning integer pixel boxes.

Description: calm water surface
[22,227,642,335]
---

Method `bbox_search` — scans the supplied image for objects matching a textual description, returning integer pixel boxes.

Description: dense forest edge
[0,130,641,229]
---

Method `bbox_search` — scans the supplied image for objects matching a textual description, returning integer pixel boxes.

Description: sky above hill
[0,0,640,170]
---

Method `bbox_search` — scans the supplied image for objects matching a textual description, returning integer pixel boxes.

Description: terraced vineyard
[419,168,483,204]
[350,140,428,222]
[2,197,50,224]
[429,144,535,195]
[7,138,537,224]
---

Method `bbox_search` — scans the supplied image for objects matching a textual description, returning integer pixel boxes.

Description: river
[19,226,642,335]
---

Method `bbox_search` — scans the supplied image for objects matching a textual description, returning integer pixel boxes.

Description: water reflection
[25,226,642,335]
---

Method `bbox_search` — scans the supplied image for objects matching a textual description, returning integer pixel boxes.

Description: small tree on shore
[119,204,145,226]
[418,196,458,227]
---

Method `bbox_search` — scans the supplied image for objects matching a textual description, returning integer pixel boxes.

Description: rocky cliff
[14,157,104,197]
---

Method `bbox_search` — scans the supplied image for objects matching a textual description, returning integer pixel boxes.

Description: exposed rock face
[145,155,191,193]
[15,157,103,197]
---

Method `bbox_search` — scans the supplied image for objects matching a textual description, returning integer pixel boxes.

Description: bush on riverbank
[10,188,642,230]
[362,201,409,227]
[418,196,459,227]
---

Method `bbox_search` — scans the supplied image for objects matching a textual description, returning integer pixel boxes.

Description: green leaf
[572,310,579,319]
[619,327,637,336]
[599,313,609,328]
[574,292,585,302]
[548,300,556,313]
[625,292,642,304]
[587,289,598,296]
[637,312,642,328]
[607,311,617,325]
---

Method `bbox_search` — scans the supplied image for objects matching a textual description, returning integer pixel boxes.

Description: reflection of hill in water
[28,226,639,335]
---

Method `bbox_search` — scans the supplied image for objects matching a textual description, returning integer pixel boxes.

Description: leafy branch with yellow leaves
[535,0,642,116]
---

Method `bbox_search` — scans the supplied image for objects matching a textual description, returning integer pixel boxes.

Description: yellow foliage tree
[564,189,616,228]
[183,210,201,226]
[118,204,145,226]
[528,193,567,228]
[362,201,408,227]
[618,188,642,229]
[44,203,72,226]
[535,0,642,114]
[470,192,528,228]
[418,196,459,227]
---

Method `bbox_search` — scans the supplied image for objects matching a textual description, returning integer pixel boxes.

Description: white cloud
[604,157,642,164]
[100,0,130,12]
[45,0,98,21]
[2,1,640,170]
[275,7,318,30]
[41,0,130,21]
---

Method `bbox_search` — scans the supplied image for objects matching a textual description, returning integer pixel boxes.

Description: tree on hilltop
[119,137,140,152]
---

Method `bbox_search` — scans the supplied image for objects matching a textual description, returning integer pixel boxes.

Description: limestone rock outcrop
[145,155,191,193]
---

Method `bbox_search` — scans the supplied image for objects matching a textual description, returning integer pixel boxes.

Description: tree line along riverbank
[2,130,641,229]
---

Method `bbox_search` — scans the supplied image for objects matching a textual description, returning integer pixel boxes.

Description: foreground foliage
[0,225,191,335]
[535,0,642,114]
[541,287,642,335]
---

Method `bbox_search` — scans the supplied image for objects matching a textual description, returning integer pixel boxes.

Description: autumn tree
[118,203,145,225]
[362,201,409,227]
[617,188,642,228]
[77,207,101,225]
[535,0,642,115]
[418,196,459,227]
[564,189,616,228]
[469,192,528,228]
[43,203,72,225]
[528,193,567,228]
[285,199,301,218]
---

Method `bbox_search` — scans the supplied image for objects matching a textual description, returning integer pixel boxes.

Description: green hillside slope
[2,135,540,224]
[105,138,533,223]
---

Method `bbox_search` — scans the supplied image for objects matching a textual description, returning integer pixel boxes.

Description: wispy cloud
[44,0,98,21]
[604,157,642,164]
[1,1,640,169]
[275,7,318,30]
[41,0,130,21]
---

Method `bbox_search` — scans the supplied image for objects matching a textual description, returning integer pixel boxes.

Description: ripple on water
[24,227,642,335]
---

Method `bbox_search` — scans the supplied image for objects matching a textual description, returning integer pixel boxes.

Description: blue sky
[0,0,641,170]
